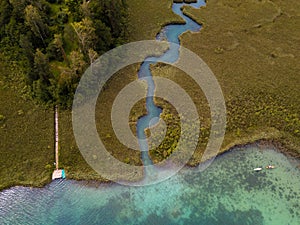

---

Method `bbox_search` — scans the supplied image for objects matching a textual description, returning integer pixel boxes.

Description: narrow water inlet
[136,0,206,173]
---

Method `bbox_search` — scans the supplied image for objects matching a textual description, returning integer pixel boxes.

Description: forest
[0,0,128,107]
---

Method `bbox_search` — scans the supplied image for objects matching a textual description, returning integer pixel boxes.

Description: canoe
[266,165,275,169]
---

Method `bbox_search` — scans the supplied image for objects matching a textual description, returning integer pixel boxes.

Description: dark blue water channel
[137,0,205,166]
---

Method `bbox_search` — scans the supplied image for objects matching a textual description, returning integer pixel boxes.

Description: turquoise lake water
[0,147,299,224]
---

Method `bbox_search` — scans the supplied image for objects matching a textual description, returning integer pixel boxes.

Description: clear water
[1,147,299,224]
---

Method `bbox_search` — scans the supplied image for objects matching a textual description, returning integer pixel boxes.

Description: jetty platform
[52,169,66,180]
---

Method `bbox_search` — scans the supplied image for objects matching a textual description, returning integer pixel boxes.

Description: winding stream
[137,0,205,171]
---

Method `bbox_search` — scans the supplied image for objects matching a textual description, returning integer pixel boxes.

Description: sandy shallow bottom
[0,146,299,225]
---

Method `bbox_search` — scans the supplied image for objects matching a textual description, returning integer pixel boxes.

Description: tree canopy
[0,0,128,107]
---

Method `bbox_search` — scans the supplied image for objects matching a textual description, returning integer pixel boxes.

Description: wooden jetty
[52,106,66,180]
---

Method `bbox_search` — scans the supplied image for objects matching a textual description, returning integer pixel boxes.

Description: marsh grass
[1,0,300,189]
[179,0,300,159]
[0,58,54,190]
[121,0,300,165]
[127,0,184,41]
[0,0,184,188]
[56,0,189,181]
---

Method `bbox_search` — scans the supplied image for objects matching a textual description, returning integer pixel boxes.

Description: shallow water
[1,147,299,224]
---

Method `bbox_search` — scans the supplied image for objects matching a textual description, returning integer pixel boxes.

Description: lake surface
[0,147,299,225]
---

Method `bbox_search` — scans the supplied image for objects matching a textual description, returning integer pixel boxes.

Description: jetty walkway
[52,106,65,180]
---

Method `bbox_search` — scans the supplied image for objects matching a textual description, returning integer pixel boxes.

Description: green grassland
[125,0,300,164]
[1,0,299,190]
[127,0,184,40]
[0,0,180,189]
[0,57,54,190]
[50,0,184,182]
[179,0,300,158]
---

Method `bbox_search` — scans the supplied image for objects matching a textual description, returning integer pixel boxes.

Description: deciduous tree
[69,50,86,76]
[24,5,49,46]
[71,18,96,53]
[88,48,98,65]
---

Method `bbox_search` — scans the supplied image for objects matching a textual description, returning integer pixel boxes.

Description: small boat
[266,165,275,169]
[254,167,262,171]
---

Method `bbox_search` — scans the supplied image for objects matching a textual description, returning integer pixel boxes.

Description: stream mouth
[1,147,299,224]
[72,0,226,186]
[72,39,226,186]
[129,0,225,184]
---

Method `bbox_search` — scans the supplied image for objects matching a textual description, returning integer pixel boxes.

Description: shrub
[57,12,68,24]
[0,114,5,122]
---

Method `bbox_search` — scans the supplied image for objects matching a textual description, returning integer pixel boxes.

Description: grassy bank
[1,0,299,190]
[178,0,300,161]
[57,0,184,182]
[0,57,54,190]
[127,0,184,41]
[0,0,185,189]
[115,0,300,164]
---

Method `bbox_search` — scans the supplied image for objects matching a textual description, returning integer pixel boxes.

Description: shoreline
[2,0,299,194]
[1,138,299,192]
[217,139,300,163]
